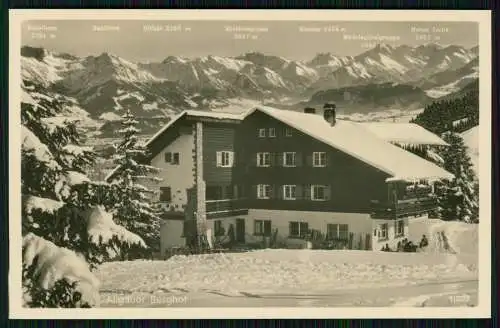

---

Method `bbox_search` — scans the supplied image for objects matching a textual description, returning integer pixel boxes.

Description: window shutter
[296,152,303,167]
[295,184,303,200]
[270,184,277,199]
[216,151,222,167]
[229,152,235,167]
[275,153,283,167]
[264,221,272,236]
[300,222,309,237]
[252,185,258,198]
[304,184,312,200]
[270,152,276,167]
[306,153,313,167]
[165,152,172,163]
[324,153,329,167]
[324,185,331,200]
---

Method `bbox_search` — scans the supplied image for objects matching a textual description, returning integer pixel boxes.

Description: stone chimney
[304,107,316,114]
[323,103,337,126]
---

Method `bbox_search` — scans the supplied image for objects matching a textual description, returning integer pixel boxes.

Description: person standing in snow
[419,234,429,248]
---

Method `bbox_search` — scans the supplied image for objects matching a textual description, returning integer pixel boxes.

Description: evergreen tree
[411,87,479,135]
[107,110,162,257]
[21,80,145,307]
[437,132,479,222]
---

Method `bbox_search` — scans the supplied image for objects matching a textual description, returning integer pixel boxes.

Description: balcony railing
[206,198,248,218]
[370,196,438,219]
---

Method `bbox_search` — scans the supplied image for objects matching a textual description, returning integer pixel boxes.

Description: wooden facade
[149,110,439,222]
[233,111,391,214]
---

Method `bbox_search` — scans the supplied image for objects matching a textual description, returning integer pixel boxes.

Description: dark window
[312,185,328,201]
[289,221,308,238]
[172,152,180,165]
[285,128,293,137]
[327,224,349,240]
[268,128,276,137]
[283,152,296,167]
[254,220,272,236]
[206,186,223,200]
[165,152,172,163]
[214,220,225,237]
[159,187,171,202]
[225,185,235,199]
[396,220,404,237]
[378,223,388,240]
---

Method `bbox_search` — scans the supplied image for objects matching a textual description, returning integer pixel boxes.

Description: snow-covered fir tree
[436,132,479,222]
[107,110,162,258]
[21,80,145,307]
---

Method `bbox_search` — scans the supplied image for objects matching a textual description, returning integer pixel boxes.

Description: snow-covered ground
[96,218,478,307]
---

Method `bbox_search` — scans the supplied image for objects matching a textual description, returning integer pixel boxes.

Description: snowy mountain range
[21,43,478,131]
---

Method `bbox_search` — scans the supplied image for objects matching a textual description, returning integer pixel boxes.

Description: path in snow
[99,279,478,308]
[97,218,478,307]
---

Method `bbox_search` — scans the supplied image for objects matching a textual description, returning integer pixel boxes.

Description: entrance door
[235,218,246,243]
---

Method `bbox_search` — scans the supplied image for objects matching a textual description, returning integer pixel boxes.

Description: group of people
[381,235,429,252]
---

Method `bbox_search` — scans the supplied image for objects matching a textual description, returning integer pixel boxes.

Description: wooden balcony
[370,196,438,220]
[206,198,248,219]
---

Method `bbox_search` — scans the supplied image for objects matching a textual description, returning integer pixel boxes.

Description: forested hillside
[411,81,479,135]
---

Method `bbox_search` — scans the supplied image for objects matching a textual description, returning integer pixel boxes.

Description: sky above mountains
[22,20,478,62]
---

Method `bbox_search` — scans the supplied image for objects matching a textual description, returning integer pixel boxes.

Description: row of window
[258,127,293,138]
[213,219,349,239]
[158,184,330,202]
[257,184,330,201]
[257,152,327,167]
[288,222,348,239]
[165,150,328,168]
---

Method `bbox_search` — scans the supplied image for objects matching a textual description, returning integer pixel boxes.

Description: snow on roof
[250,106,453,181]
[143,110,245,148]
[108,106,453,183]
[184,109,247,120]
[358,122,448,146]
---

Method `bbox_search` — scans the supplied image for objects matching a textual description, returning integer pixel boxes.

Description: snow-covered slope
[421,58,479,98]
[461,126,479,176]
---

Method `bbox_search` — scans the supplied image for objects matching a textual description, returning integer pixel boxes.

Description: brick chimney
[323,103,337,126]
[304,107,316,114]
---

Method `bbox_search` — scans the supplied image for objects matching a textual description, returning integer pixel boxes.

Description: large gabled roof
[144,110,245,148]
[247,106,453,182]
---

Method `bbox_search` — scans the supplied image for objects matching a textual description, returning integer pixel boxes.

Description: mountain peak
[376,43,395,52]
[418,42,444,50]
[162,55,188,64]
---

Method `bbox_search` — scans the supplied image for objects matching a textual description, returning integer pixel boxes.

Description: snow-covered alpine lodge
[107,105,453,253]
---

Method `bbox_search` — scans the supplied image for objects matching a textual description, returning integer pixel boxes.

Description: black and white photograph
[9,10,491,318]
